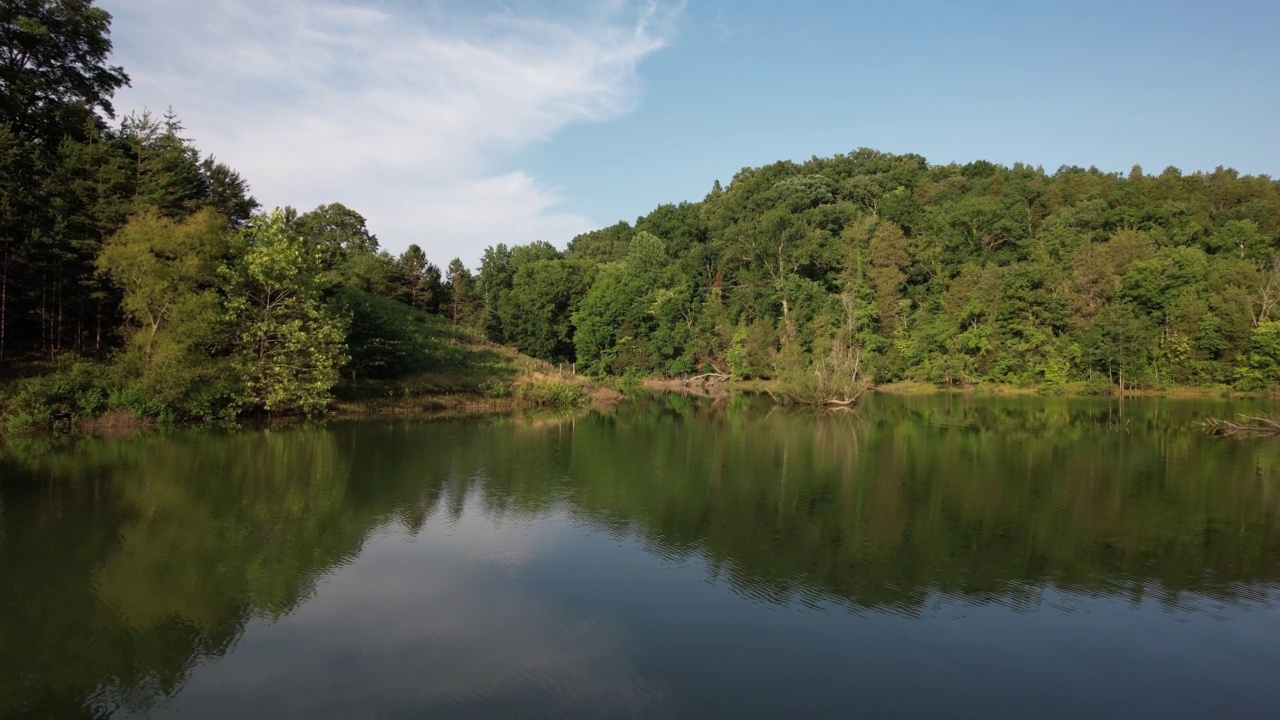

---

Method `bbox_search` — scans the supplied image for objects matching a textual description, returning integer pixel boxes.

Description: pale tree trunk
[1255,256,1280,327]
[146,320,160,356]
[0,248,7,361]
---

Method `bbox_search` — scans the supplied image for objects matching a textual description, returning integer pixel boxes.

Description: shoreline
[4,378,1276,441]
[642,376,1279,401]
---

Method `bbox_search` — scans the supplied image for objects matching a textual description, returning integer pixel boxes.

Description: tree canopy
[478,153,1280,391]
[4,0,1280,431]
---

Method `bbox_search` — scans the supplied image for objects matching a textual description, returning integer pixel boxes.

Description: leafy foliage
[95,208,230,395]
[221,210,348,416]
[5,1,1280,434]
[498,152,1280,392]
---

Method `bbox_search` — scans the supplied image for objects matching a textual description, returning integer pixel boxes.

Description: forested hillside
[4,2,1278,434]
[480,153,1280,391]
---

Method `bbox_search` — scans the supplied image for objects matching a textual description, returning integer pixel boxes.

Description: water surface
[2,395,1279,717]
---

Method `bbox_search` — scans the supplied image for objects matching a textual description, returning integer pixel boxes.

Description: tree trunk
[40,276,47,358]
[56,281,63,355]
[0,250,7,361]
[42,274,51,358]
[146,321,159,356]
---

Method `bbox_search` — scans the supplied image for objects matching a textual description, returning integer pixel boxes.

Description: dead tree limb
[1199,414,1280,437]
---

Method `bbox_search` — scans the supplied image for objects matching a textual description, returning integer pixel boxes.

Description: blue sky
[102,0,1279,265]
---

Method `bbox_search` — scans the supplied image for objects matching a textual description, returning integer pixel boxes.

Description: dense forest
[485,153,1280,393]
[0,0,491,429]
[3,1,1279,431]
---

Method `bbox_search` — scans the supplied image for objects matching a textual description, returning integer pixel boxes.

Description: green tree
[200,156,258,227]
[221,209,348,415]
[477,243,515,340]
[0,0,129,142]
[566,221,634,262]
[120,109,210,218]
[1235,321,1280,390]
[498,258,592,362]
[446,257,481,327]
[0,0,132,361]
[398,244,442,312]
[478,241,560,343]
[297,202,378,272]
[95,208,230,386]
[866,220,910,335]
[340,248,400,298]
[572,232,672,374]
[1082,301,1157,390]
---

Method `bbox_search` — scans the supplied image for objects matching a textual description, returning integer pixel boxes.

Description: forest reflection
[2,394,1278,717]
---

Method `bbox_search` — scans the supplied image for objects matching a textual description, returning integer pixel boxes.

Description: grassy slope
[332,312,599,415]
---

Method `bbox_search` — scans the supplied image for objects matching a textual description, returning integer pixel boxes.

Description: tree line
[4,1,1279,431]
[1,1,486,425]
[477,153,1280,392]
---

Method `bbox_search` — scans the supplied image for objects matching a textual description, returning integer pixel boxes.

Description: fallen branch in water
[1199,414,1280,436]
[686,372,731,384]
[785,385,870,408]
[641,375,732,397]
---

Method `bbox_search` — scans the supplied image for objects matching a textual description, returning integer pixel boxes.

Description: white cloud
[159,506,667,717]
[100,0,672,265]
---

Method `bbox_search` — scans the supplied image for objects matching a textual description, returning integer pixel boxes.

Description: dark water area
[2,394,1279,718]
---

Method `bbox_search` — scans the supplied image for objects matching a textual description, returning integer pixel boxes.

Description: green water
[2,394,1279,718]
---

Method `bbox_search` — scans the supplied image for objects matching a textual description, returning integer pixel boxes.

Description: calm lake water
[2,394,1279,718]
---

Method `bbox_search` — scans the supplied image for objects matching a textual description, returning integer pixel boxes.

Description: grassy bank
[0,318,610,436]
[6,344,1275,438]
[332,372,611,417]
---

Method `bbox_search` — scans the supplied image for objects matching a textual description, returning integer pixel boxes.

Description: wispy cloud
[101,0,673,265]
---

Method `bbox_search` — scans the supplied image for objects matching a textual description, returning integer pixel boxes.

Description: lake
[2,394,1279,718]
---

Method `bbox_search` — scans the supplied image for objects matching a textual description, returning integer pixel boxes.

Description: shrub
[181,380,243,423]
[1,359,114,433]
[479,380,512,398]
[107,385,174,423]
[515,379,587,408]
[1236,321,1280,391]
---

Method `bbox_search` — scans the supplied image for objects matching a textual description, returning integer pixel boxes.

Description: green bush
[181,381,242,423]
[617,369,645,395]
[107,385,174,423]
[1045,376,1117,396]
[479,380,512,398]
[515,380,587,408]
[1235,321,1280,391]
[77,386,108,417]
[0,359,114,433]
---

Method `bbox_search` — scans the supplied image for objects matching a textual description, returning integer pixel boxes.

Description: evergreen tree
[446,257,481,327]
